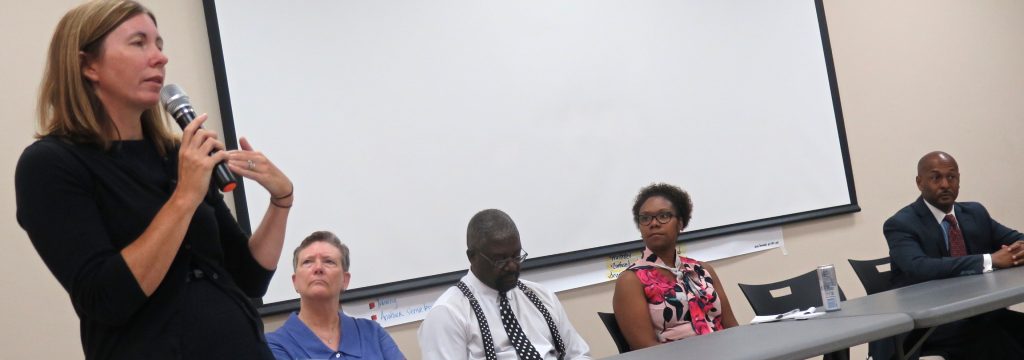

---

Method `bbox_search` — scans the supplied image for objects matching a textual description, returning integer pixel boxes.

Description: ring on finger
[247,159,256,171]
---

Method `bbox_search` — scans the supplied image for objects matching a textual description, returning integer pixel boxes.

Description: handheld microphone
[160,84,238,192]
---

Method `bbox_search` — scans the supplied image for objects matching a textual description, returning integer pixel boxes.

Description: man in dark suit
[884,151,1024,359]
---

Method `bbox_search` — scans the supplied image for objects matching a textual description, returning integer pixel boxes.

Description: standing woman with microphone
[15,1,293,359]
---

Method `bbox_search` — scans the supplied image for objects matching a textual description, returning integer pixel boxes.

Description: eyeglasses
[477,250,529,269]
[638,212,677,226]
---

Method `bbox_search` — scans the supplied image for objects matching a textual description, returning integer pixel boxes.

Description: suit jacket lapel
[912,197,949,257]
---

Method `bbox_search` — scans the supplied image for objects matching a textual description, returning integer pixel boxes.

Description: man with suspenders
[419,209,592,360]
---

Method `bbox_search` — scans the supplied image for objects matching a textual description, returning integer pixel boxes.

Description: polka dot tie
[456,281,565,360]
[500,292,543,360]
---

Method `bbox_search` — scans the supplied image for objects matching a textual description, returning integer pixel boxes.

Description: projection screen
[202,0,857,310]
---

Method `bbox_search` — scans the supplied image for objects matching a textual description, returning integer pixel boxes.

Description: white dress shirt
[923,200,993,272]
[418,273,592,360]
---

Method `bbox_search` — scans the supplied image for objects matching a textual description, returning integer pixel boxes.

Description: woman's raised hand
[226,137,293,207]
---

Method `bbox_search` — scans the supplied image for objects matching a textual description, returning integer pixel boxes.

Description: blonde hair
[37,0,177,155]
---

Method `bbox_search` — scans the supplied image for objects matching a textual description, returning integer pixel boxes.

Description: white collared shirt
[418,273,593,360]
[923,200,993,272]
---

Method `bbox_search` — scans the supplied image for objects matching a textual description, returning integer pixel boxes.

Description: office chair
[597,312,631,354]
[848,257,893,295]
[738,269,849,360]
[848,257,946,360]
[738,269,847,316]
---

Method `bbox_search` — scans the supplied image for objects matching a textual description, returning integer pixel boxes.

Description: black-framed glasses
[638,212,676,226]
[478,250,529,269]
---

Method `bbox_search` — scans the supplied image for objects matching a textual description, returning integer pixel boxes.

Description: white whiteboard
[204,0,854,305]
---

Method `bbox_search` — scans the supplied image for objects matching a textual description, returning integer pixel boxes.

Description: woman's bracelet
[270,199,293,209]
[270,185,293,208]
[272,186,293,200]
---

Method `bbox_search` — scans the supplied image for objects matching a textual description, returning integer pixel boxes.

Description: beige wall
[3,0,1023,359]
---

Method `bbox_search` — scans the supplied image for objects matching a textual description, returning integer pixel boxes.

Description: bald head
[467,209,520,250]
[915,151,960,213]
[917,151,958,176]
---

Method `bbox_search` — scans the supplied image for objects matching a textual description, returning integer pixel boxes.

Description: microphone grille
[160,84,191,114]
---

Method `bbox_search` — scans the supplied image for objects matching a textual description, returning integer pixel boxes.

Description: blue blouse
[266,311,405,360]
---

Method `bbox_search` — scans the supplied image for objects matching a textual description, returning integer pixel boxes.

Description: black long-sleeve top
[16,136,275,360]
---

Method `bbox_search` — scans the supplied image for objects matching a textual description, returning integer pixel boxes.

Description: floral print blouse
[626,248,723,342]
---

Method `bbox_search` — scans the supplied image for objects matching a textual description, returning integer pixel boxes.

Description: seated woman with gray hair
[266,231,405,359]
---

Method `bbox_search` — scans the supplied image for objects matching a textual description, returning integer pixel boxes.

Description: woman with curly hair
[612,183,738,350]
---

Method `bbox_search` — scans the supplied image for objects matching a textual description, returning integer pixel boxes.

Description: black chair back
[848,257,947,359]
[737,269,847,316]
[738,269,850,360]
[848,257,893,295]
[597,312,631,354]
